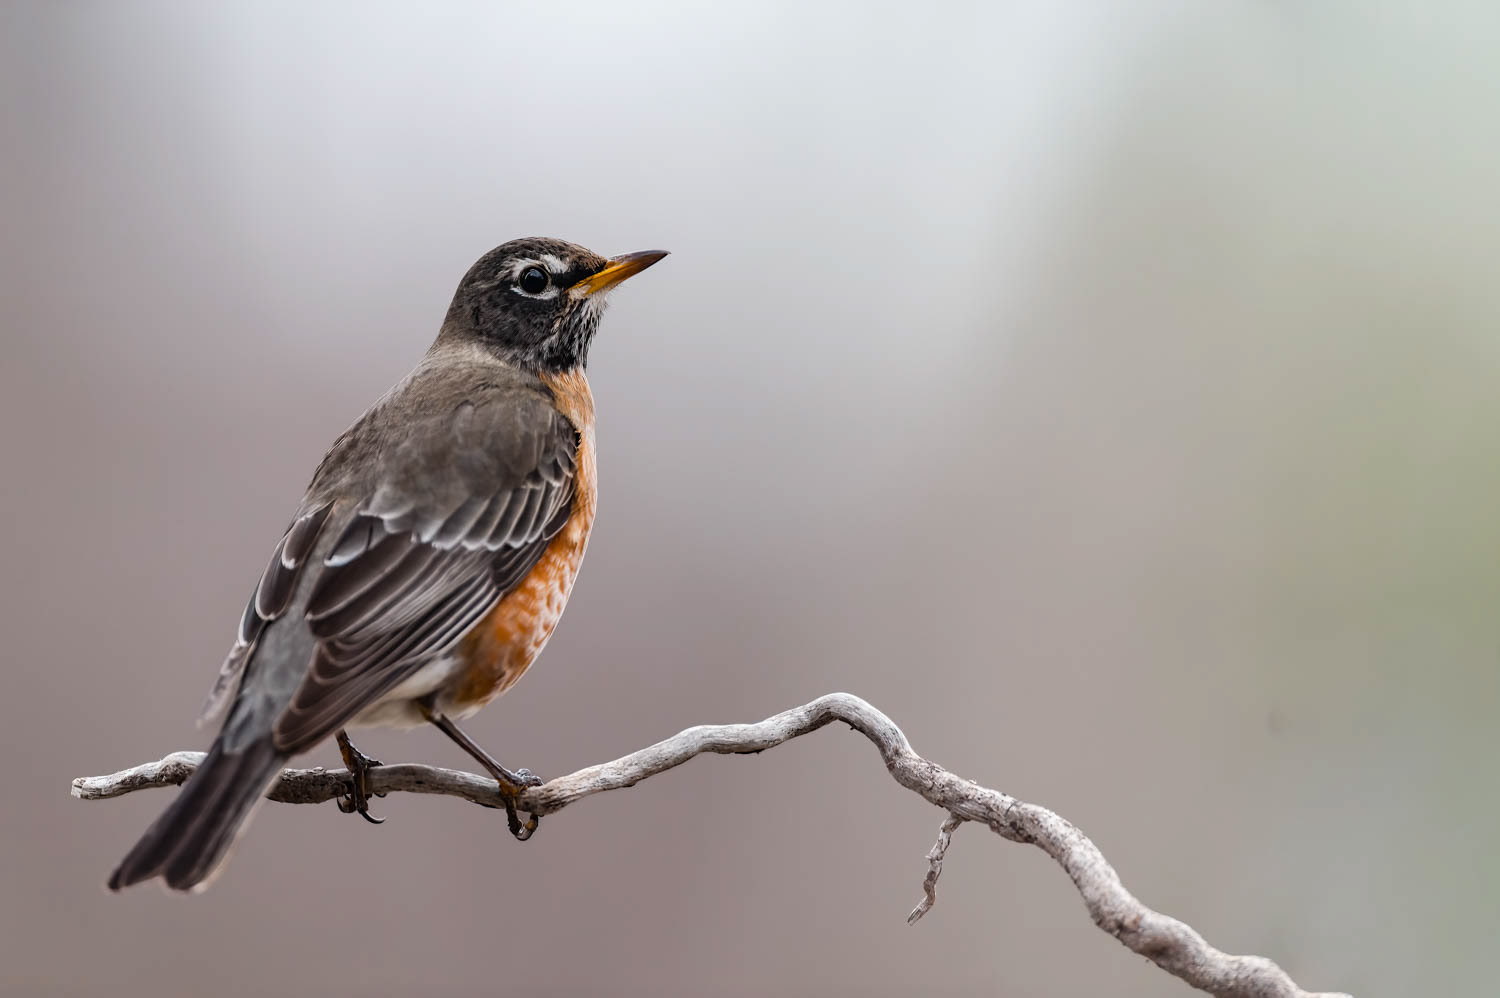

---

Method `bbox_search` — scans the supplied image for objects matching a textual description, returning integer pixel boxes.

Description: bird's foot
[335,730,386,825]
[416,704,542,840]
[492,766,544,841]
[499,766,544,790]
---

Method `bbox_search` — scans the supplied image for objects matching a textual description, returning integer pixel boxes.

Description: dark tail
[108,735,287,892]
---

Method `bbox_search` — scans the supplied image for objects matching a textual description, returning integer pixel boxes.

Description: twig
[908,812,962,924]
[73,692,1348,998]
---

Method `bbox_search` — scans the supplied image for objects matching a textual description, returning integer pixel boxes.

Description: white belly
[346,655,463,729]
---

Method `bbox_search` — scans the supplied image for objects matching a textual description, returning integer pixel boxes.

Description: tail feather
[108,736,287,892]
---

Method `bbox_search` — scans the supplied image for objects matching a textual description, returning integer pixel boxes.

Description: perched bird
[109,237,667,892]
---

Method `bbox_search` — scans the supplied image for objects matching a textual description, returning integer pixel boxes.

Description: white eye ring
[510,261,558,299]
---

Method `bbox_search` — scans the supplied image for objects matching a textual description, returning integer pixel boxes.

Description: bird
[108,237,667,892]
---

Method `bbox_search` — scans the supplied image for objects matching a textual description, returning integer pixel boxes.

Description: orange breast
[447,369,597,711]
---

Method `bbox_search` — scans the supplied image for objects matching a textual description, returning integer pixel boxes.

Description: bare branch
[72,692,1348,998]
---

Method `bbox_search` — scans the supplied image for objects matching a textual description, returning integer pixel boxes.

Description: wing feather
[260,384,579,753]
[199,503,333,726]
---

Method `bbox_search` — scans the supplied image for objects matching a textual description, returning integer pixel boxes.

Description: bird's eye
[518,267,549,294]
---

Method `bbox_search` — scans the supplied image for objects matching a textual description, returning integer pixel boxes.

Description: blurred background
[2,3,1497,995]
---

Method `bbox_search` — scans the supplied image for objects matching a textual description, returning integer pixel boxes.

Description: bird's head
[441,237,668,372]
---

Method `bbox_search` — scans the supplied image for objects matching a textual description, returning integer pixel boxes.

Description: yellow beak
[572,249,669,297]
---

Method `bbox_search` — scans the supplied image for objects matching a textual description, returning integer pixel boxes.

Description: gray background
[3,3,1497,996]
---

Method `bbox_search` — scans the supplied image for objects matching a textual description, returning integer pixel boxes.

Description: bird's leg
[335,730,385,825]
[418,704,542,841]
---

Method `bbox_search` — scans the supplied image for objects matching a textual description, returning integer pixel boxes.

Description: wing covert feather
[265,381,579,752]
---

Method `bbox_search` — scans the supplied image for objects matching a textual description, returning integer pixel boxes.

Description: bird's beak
[572,249,669,298]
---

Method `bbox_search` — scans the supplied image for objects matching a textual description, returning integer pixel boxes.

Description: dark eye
[518,267,549,294]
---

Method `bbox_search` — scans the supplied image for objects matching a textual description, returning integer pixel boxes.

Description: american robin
[109,237,667,892]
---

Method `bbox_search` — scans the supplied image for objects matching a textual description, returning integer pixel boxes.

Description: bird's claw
[494,767,543,841]
[498,792,540,841]
[335,794,385,825]
[415,706,542,842]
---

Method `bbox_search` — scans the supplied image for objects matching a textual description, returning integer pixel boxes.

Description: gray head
[441,237,668,372]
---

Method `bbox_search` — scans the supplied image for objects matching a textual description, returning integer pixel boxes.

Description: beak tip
[575,248,670,297]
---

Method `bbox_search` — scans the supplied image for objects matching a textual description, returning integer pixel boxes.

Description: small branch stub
[74,692,1349,998]
[908,813,963,925]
